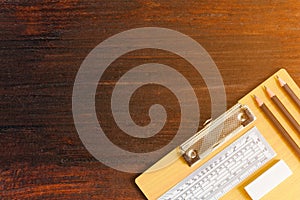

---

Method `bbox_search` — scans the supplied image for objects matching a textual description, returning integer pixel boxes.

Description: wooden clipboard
[136,69,300,200]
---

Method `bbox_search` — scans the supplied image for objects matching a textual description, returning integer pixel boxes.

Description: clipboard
[135,69,300,200]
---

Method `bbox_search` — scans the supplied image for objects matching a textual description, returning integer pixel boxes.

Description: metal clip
[180,103,256,167]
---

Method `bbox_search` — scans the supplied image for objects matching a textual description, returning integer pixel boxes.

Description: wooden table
[1,1,300,199]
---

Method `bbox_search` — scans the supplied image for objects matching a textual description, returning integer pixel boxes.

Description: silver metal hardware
[180,103,256,166]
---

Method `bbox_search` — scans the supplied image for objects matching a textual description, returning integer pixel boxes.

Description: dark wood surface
[1,1,300,199]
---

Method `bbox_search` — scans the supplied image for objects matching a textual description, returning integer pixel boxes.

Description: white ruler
[158,127,276,200]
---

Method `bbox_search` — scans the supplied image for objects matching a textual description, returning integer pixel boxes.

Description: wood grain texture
[0,0,300,199]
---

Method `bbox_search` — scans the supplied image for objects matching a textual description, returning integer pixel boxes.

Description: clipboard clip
[180,103,256,166]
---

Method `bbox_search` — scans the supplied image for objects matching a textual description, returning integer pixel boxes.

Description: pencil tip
[253,94,263,106]
[277,76,286,87]
[265,86,275,97]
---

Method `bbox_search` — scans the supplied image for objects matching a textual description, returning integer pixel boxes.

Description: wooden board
[135,69,300,200]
